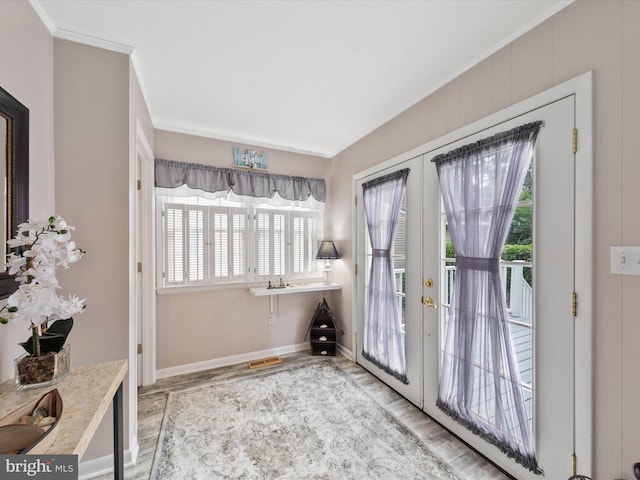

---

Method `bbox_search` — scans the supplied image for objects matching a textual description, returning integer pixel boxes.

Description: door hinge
[355,264,358,275]
[137,343,142,354]
[354,195,358,207]
[570,452,577,477]
[137,262,142,273]
[137,179,141,190]
[571,291,577,317]
[571,128,578,154]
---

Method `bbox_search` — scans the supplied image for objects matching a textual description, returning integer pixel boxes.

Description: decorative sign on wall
[233,147,268,170]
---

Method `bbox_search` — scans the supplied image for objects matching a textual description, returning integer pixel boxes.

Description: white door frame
[350,71,593,476]
[135,120,157,387]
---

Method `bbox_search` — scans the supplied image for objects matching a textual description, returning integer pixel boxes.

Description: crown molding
[54,28,134,55]
[28,1,134,54]
[28,0,55,34]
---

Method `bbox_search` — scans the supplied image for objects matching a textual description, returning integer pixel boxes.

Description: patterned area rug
[151,360,462,479]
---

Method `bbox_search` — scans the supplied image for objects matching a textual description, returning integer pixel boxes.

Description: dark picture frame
[0,86,29,298]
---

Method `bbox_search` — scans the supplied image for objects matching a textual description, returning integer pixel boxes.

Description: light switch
[611,246,640,275]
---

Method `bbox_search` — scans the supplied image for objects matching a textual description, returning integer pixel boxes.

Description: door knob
[422,296,437,309]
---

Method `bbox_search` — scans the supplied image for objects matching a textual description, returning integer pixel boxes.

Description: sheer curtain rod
[431,121,544,164]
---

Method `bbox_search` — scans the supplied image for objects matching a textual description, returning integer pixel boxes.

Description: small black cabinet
[306,298,339,356]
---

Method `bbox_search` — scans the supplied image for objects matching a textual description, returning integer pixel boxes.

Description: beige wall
[0,1,55,380]
[54,38,132,462]
[329,1,639,478]
[154,130,333,369]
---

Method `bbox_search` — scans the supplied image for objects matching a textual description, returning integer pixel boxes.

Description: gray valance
[155,159,326,202]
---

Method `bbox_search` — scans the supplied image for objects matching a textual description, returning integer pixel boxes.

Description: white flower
[54,294,86,320]
[6,253,26,275]
[1,215,86,329]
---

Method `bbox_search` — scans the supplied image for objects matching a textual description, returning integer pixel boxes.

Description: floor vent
[247,356,282,369]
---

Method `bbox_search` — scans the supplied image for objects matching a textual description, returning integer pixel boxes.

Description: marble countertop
[0,359,128,458]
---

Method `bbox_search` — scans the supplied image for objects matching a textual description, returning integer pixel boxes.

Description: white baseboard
[156,342,311,380]
[78,445,137,480]
[336,343,353,361]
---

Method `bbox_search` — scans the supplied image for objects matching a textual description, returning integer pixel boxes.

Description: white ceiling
[31,0,571,158]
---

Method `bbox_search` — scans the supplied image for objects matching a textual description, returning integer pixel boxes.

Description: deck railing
[444,260,532,325]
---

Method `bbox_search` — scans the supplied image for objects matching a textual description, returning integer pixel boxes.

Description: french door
[423,95,576,479]
[354,82,591,479]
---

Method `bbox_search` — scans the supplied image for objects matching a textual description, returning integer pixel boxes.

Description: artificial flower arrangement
[0,216,85,361]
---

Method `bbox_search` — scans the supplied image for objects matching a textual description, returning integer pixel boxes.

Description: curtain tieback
[372,249,390,258]
[456,256,499,272]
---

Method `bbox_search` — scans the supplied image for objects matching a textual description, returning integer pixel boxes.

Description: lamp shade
[316,240,340,260]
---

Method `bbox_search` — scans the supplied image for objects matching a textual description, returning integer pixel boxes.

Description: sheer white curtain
[362,169,409,384]
[433,122,542,472]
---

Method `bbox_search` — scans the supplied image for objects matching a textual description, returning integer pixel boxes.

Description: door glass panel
[440,159,535,429]
[505,161,534,423]
[364,189,408,346]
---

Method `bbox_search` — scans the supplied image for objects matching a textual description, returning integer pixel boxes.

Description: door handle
[421,296,437,309]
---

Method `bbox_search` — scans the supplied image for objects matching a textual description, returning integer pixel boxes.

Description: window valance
[155,159,326,202]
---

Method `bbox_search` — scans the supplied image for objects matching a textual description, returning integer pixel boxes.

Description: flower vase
[15,344,70,391]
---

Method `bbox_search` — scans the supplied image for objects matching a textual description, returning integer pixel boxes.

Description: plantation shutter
[256,212,270,276]
[256,210,287,277]
[165,204,184,284]
[230,210,248,279]
[273,213,286,276]
[291,212,319,276]
[203,207,248,282]
[187,206,207,282]
[307,217,318,276]
[292,215,305,274]
[212,211,229,278]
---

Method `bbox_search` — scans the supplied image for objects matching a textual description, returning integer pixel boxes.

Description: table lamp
[316,240,340,284]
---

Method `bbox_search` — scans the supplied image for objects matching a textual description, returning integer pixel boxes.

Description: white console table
[249,282,341,318]
[249,281,341,296]
[0,359,128,479]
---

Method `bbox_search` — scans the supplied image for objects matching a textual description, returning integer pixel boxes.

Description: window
[158,194,324,289]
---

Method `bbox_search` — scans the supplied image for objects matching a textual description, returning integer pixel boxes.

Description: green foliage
[507,204,532,244]
[501,244,532,262]
[19,318,74,356]
[445,242,455,259]
[446,242,532,262]
[502,244,532,285]
[507,165,533,245]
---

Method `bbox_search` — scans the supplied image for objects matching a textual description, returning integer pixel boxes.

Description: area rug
[151,360,462,479]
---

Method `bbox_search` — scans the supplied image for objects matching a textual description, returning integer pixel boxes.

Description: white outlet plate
[268,313,276,324]
[611,246,640,275]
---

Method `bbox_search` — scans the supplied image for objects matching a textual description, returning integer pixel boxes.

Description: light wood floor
[94,353,511,480]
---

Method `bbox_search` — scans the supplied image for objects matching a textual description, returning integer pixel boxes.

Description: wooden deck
[510,320,533,421]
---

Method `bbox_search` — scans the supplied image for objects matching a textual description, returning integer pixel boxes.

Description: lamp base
[323,260,333,284]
